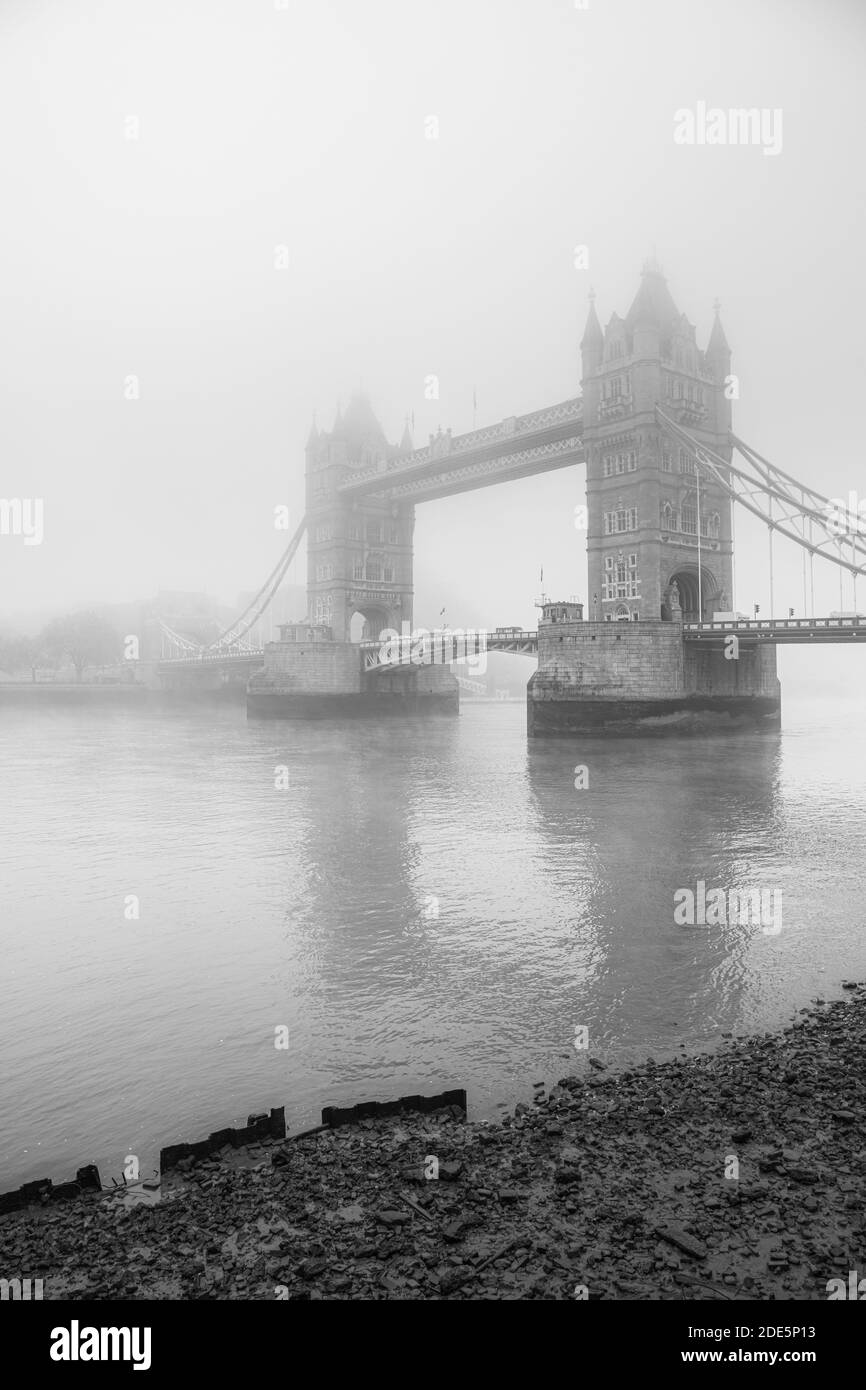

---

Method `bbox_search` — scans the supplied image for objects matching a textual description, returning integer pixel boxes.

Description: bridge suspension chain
[205,515,307,652]
[656,409,866,582]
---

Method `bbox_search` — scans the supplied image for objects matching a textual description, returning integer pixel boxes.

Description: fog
[1,0,864,689]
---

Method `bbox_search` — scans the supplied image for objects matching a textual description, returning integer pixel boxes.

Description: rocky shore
[3,988,865,1300]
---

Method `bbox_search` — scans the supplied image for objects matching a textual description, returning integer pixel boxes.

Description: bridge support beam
[527,619,781,736]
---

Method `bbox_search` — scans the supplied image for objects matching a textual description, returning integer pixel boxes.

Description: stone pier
[527,616,780,736]
[247,622,458,719]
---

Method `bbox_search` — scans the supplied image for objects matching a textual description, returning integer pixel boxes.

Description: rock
[438,1161,463,1182]
[498,1189,521,1205]
[654,1226,708,1260]
[376,1209,411,1228]
[787,1168,819,1184]
[335,1204,365,1224]
[442,1220,466,1244]
[297,1257,327,1279]
[731,1128,752,1143]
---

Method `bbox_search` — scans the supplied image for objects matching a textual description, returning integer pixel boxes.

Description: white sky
[1,0,865,695]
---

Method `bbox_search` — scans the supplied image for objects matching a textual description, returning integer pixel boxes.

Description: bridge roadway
[156,616,866,675]
[682,617,866,644]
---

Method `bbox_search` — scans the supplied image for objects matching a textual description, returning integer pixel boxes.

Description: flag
[540,566,544,586]
[439,606,446,615]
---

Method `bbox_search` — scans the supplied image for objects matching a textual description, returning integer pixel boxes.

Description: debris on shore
[3,990,864,1300]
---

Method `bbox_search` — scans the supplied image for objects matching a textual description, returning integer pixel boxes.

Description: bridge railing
[684,617,866,632]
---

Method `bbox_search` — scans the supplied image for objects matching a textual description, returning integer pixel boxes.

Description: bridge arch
[664,564,720,622]
[349,606,393,643]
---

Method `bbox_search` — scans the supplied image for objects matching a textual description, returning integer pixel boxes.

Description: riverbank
[3,988,864,1300]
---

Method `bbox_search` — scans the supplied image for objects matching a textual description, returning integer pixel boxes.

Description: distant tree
[0,632,56,682]
[41,611,120,681]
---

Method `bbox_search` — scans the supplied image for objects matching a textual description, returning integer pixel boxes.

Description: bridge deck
[336,398,584,503]
[683,618,866,644]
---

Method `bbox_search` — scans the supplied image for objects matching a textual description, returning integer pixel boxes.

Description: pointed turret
[399,416,413,454]
[580,291,604,377]
[306,414,319,449]
[706,300,730,362]
[332,403,344,435]
[626,258,680,333]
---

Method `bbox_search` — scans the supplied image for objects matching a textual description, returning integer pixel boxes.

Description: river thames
[1,696,864,1190]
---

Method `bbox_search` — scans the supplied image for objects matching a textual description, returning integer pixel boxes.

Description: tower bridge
[154,261,866,734]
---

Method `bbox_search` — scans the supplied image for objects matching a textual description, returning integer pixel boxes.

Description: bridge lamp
[788,607,794,618]
[753,604,760,617]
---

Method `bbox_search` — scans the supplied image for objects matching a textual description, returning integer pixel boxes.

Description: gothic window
[387,524,400,545]
[316,563,333,581]
[366,521,382,544]
[352,559,364,581]
[681,505,697,534]
[366,560,381,582]
[348,522,360,541]
[678,448,696,475]
[614,604,630,620]
[661,502,674,531]
[709,512,720,538]
[383,563,394,583]
[602,552,639,601]
[315,524,332,543]
[604,507,638,535]
[662,451,673,472]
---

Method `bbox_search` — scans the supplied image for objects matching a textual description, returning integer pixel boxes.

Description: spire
[706,299,730,358]
[332,402,343,435]
[306,413,318,448]
[580,290,604,351]
[399,415,413,453]
[626,258,680,331]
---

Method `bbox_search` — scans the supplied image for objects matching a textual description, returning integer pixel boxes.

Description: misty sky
[1,0,865,694]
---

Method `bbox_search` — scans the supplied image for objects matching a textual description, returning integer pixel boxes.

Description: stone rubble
[2,988,864,1300]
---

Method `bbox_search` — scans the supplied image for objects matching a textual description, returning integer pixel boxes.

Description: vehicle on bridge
[494,625,525,639]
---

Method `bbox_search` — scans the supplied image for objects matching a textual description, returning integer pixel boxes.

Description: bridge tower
[305,396,416,642]
[581,260,734,623]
